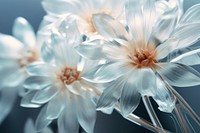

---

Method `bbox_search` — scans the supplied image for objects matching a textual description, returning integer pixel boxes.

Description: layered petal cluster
[21,19,98,133]
[76,0,200,115]
[40,0,126,36]
[0,17,40,124]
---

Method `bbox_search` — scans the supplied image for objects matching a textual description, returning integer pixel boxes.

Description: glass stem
[142,96,164,130]
[114,103,170,133]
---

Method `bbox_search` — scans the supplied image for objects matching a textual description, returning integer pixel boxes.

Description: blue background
[0,0,200,133]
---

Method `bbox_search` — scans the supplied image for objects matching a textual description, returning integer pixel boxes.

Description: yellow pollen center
[129,47,157,68]
[59,68,80,85]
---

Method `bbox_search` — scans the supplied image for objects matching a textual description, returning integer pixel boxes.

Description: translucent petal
[0,87,18,124]
[0,33,23,58]
[92,62,132,83]
[24,118,35,133]
[46,94,65,120]
[152,78,175,113]
[120,71,141,116]
[35,105,52,132]
[157,23,200,59]
[92,13,129,40]
[21,91,41,108]
[179,4,200,24]
[171,48,200,66]
[32,85,60,104]
[27,62,56,76]
[41,42,54,63]
[143,0,156,43]
[76,95,96,133]
[58,96,79,133]
[24,76,53,90]
[156,63,200,87]
[75,40,105,60]
[137,68,157,96]
[97,78,125,110]
[42,0,77,15]
[125,0,143,41]
[13,17,36,48]
[68,81,84,95]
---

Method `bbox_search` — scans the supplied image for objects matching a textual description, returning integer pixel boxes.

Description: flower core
[19,50,38,68]
[59,67,80,85]
[129,45,157,68]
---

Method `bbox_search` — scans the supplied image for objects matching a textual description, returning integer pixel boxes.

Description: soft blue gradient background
[0,0,200,133]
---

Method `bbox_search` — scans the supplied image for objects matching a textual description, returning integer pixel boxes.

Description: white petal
[137,68,157,96]
[35,105,52,132]
[0,33,23,58]
[21,91,41,108]
[24,76,53,90]
[27,62,55,76]
[92,13,129,40]
[41,42,54,63]
[179,4,200,25]
[157,23,200,59]
[143,0,156,43]
[152,78,175,113]
[46,94,65,120]
[125,0,143,41]
[97,78,125,110]
[68,81,84,95]
[156,63,200,87]
[13,17,36,48]
[32,85,60,104]
[58,96,79,133]
[0,87,18,124]
[24,118,35,133]
[75,40,106,60]
[171,48,200,66]
[120,71,141,116]
[76,95,96,133]
[92,62,132,83]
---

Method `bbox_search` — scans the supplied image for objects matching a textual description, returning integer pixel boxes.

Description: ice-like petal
[35,105,52,132]
[24,76,53,90]
[125,0,143,41]
[0,33,23,58]
[120,71,141,116]
[137,68,157,96]
[27,62,55,76]
[143,0,156,43]
[24,118,35,133]
[41,42,54,63]
[75,40,106,60]
[97,78,125,110]
[76,95,96,133]
[32,85,60,104]
[157,23,200,59]
[156,63,200,87]
[58,95,79,133]
[179,4,200,25]
[171,48,200,66]
[46,94,65,120]
[92,13,129,40]
[92,62,132,83]
[21,91,41,108]
[152,78,175,113]
[0,87,18,124]
[13,17,36,48]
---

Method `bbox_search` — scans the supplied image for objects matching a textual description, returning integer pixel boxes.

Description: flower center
[129,46,157,68]
[59,68,80,85]
[19,50,38,68]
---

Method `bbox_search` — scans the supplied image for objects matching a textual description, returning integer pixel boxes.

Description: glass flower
[21,19,98,133]
[76,0,200,116]
[0,17,40,124]
[40,0,126,36]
